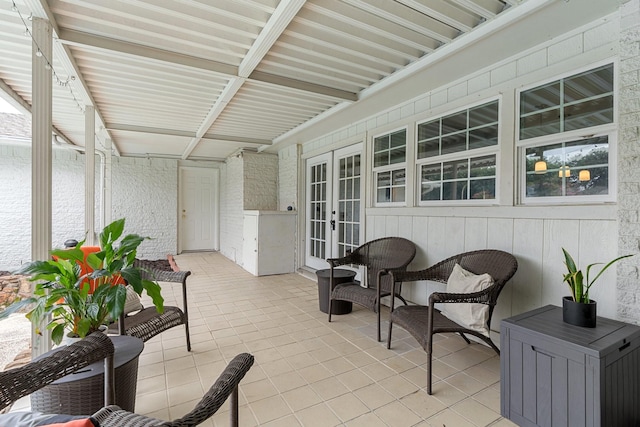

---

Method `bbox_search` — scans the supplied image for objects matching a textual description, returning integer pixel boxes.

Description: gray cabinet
[501,305,640,427]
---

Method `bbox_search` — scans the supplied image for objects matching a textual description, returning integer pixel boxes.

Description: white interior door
[305,144,363,270]
[179,167,219,252]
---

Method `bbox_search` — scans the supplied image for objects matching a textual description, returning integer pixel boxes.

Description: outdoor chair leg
[427,338,433,395]
[459,332,471,344]
[376,299,382,342]
[387,320,393,349]
[230,386,239,427]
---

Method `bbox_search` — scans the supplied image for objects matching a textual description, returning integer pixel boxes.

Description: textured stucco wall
[618,0,640,324]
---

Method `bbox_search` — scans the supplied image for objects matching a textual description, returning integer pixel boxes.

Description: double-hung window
[416,100,499,204]
[518,63,614,203]
[373,129,406,205]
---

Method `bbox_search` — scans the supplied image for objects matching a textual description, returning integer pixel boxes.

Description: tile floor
[130,252,517,427]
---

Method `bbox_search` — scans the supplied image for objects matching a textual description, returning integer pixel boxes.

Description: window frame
[516,61,617,205]
[415,97,501,206]
[372,127,408,207]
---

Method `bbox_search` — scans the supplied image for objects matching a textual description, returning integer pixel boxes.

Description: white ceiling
[0,0,611,161]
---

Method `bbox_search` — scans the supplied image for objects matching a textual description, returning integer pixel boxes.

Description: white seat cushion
[440,263,494,337]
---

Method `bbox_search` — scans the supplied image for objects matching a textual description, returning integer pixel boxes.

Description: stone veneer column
[31,17,52,356]
[618,0,640,323]
[85,105,96,244]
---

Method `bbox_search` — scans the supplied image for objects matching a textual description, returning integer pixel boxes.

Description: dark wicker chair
[0,332,254,427]
[386,249,518,394]
[0,333,116,413]
[109,259,192,351]
[327,237,416,342]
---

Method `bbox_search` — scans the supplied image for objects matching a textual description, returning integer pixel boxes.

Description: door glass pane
[336,153,361,255]
[309,163,327,259]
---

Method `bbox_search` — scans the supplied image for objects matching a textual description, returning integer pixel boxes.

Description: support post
[31,17,53,356]
[85,105,96,244]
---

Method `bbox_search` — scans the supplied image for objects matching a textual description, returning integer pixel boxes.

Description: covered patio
[11,251,509,426]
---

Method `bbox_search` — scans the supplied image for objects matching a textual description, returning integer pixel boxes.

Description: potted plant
[561,247,633,327]
[0,218,164,344]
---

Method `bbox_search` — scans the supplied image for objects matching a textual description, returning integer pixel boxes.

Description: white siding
[281,13,635,329]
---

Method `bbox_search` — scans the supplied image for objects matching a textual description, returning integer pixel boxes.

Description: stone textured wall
[243,151,277,211]
[618,0,640,324]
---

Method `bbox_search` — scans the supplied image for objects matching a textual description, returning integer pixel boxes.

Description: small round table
[316,268,357,315]
[31,335,144,415]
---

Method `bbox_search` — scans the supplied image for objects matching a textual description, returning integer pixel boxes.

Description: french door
[305,144,363,270]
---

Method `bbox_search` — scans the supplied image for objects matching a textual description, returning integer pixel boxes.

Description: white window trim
[518,130,617,205]
[415,97,501,206]
[372,126,409,207]
[516,60,617,206]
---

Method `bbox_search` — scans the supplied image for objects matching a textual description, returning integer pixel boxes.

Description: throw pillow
[440,263,494,337]
[123,285,144,314]
[0,412,98,427]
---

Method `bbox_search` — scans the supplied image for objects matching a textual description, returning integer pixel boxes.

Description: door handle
[330,219,336,230]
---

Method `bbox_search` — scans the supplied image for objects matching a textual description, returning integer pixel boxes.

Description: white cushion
[440,263,494,337]
[123,285,144,314]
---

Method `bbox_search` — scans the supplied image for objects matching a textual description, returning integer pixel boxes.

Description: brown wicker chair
[0,332,254,427]
[386,249,517,394]
[109,259,192,351]
[327,237,416,342]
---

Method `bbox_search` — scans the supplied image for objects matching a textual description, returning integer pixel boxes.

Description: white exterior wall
[111,157,178,260]
[219,151,279,266]
[0,146,177,269]
[278,144,298,211]
[220,155,243,264]
[280,13,637,328]
[0,145,33,269]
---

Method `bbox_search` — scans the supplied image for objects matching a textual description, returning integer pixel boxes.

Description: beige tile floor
[127,252,517,426]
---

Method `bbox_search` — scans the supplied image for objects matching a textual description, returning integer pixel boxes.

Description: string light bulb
[10,0,85,114]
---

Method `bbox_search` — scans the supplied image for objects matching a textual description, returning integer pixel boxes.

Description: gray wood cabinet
[501,305,640,427]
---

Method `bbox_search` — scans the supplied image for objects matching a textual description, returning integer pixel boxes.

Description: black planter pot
[562,296,597,328]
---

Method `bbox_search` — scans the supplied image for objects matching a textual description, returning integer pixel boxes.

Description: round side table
[316,268,357,315]
[31,335,144,415]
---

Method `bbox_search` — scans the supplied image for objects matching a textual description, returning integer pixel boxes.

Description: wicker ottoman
[31,335,143,415]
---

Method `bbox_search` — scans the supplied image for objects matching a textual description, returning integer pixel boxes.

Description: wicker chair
[109,258,192,352]
[0,333,116,413]
[0,332,254,427]
[386,249,518,394]
[327,237,416,342]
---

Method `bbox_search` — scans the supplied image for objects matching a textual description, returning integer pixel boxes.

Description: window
[421,156,496,201]
[520,64,613,140]
[373,129,406,204]
[519,63,615,203]
[417,100,499,203]
[524,136,610,198]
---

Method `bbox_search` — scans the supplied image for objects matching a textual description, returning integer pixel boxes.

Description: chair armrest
[166,353,254,427]
[0,332,114,410]
[327,252,364,268]
[134,259,192,284]
[387,268,441,284]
